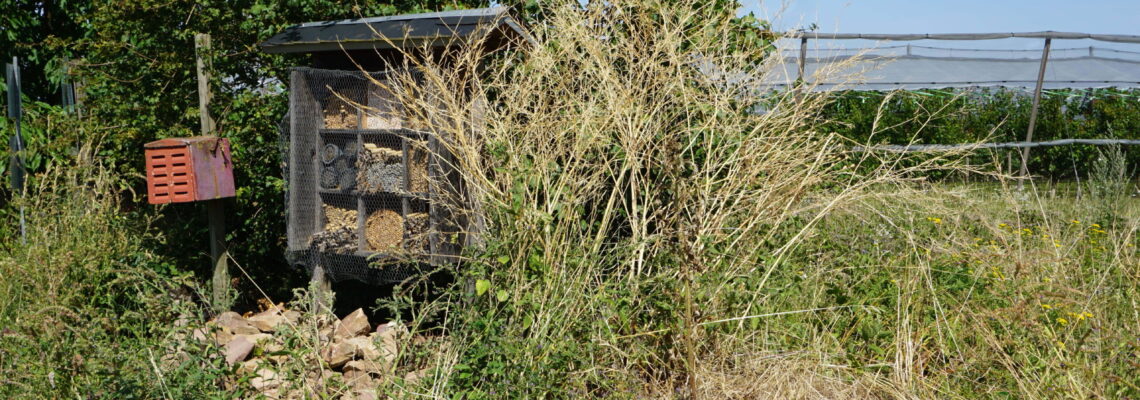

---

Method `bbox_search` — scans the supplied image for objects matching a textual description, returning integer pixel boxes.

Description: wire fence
[853,138,1140,153]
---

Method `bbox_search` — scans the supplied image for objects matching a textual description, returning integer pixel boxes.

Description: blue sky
[743,0,1140,50]
[747,0,1140,34]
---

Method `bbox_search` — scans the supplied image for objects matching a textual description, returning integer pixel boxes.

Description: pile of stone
[195,307,411,400]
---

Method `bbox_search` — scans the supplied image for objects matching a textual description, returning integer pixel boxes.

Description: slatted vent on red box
[145,136,235,204]
[147,148,195,203]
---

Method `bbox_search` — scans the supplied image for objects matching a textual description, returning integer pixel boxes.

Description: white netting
[778,45,1140,62]
[757,37,1140,91]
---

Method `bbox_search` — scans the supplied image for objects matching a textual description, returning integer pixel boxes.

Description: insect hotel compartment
[363,198,403,252]
[406,139,431,194]
[319,136,358,191]
[310,194,358,254]
[321,84,364,130]
[357,135,405,194]
[363,81,406,130]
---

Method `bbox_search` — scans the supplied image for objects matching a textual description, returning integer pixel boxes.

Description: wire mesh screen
[777,45,1140,62]
[285,67,464,284]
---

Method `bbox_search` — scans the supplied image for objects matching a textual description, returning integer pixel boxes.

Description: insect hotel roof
[259,6,532,61]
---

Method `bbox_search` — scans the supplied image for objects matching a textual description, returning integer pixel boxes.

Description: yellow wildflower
[1071,220,1080,224]
[1056,317,1068,325]
[1041,304,1052,310]
[1056,341,1066,349]
[990,267,1006,280]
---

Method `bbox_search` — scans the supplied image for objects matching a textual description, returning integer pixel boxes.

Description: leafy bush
[821,88,1140,179]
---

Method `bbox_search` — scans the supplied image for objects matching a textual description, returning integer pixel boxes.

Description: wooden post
[797,36,808,83]
[1019,37,1052,190]
[196,33,231,312]
[794,36,809,105]
[196,34,216,134]
[208,201,230,311]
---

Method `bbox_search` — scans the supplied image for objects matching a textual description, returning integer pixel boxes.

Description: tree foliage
[2,0,781,305]
[3,0,485,304]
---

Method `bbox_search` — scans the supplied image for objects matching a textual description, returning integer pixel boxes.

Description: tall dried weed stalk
[363,1,963,397]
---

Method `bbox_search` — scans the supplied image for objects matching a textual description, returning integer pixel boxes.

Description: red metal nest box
[145,136,235,204]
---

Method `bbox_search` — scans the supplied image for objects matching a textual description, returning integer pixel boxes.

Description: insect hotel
[260,7,529,285]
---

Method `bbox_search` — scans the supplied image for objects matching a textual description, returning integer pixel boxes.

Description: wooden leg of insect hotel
[311,262,332,313]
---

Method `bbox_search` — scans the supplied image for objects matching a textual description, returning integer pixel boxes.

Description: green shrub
[0,116,229,397]
[821,88,1140,179]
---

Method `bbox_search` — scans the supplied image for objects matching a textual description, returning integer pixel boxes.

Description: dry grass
[351,1,982,398]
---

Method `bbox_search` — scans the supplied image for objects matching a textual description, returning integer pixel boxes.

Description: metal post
[61,56,75,113]
[6,57,26,244]
[196,33,231,312]
[1019,37,1052,190]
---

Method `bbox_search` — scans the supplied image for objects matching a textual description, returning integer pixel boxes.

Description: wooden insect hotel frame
[261,7,530,284]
